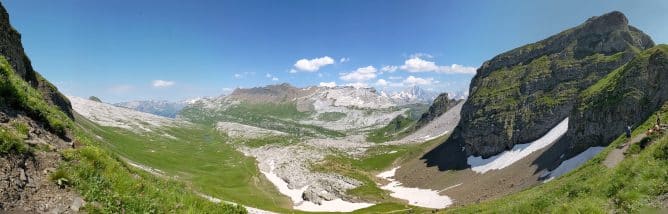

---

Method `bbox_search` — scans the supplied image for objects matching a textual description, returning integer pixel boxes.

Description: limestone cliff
[450,11,655,157]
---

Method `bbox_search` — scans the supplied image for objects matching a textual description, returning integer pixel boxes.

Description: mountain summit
[442,11,655,158]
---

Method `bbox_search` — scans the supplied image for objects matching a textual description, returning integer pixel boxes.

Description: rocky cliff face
[415,93,459,130]
[450,11,655,158]
[0,2,82,212]
[561,45,668,154]
[0,4,72,118]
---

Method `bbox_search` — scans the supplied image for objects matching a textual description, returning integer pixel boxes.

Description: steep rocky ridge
[561,45,668,154]
[0,4,72,118]
[414,93,460,130]
[449,11,655,157]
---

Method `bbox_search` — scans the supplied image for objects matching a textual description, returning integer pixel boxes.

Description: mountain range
[2,2,668,213]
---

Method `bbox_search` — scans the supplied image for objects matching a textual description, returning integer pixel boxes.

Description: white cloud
[339,57,350,63]
[399,56,477,74]
[289,69,298,74]
[400,57,438,72]
[381,65,398,73]
[437,64,477,74]
[234,73,242,79]
[345,82,369,88]
[293,56,335,72]
[340,66,377,82]
[266,73,279,81]
[403,76,436,86]
[319,82,337,88]
[375,79,389,86]
[152,80,175,88]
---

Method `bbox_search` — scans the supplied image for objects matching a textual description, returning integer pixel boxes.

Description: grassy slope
[448,104,668,213]
[74,115,296,212]
[0,56,246,213]
[180,102,344,138]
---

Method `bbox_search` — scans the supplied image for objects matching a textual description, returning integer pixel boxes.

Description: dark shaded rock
[415,93,459,129]
[88,96,102,102]
[561,45,668,156]
[0,3,72,118]
[448,11,655,158]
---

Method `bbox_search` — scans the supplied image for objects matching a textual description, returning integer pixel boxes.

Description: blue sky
[3,0,668,102]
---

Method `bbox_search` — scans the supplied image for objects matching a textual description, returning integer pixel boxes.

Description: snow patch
[543,146,605,182]
[260,161,374,212]
[467,118,569,174]
[377,167,453,209]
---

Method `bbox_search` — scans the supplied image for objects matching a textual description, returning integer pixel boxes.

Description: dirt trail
[603,132,651,168]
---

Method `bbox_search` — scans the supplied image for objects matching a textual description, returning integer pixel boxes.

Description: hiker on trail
[657,112,662,127]
[625,125,632,138]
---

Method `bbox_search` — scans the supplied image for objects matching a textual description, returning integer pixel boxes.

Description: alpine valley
[1,1,668,214]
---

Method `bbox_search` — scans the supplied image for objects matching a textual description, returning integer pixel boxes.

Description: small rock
[19,169,28,182]
[70,197,85,212]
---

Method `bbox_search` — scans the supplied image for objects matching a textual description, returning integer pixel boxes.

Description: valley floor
[67,96,668,213]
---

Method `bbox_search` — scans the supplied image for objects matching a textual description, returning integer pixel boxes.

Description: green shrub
[0,127,28,155]
[49,167,71,188]
[11,120,29,137]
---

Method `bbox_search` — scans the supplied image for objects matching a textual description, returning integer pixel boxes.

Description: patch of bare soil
[394,136,565,206]
[0,113,84,213]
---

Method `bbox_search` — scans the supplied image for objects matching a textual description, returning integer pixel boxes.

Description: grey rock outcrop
[561,45,668,154]
[448,11,655,158]
[415,93,459,130]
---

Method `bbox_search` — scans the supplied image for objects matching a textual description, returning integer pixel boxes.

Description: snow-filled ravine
[377,167,453,209]
[467,118,569,174]
[542,146,605,182]
[259,161,375,212]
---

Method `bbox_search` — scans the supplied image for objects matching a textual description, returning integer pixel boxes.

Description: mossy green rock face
[562,45,668,154]
[0,3,72,118]
[452,11,655,158]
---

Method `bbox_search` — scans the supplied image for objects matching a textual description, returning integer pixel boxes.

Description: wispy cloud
[381,65,398,73]
[152,80,175,88]
[339,57,350,63]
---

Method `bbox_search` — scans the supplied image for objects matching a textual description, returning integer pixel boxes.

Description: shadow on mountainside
[419,130,470,171]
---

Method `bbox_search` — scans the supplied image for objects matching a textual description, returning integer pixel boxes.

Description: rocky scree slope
[449,11,655,158]
[561,45,668,155]
[0,2,82,212]
[114,99,187,118]
[414,93,460,130]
